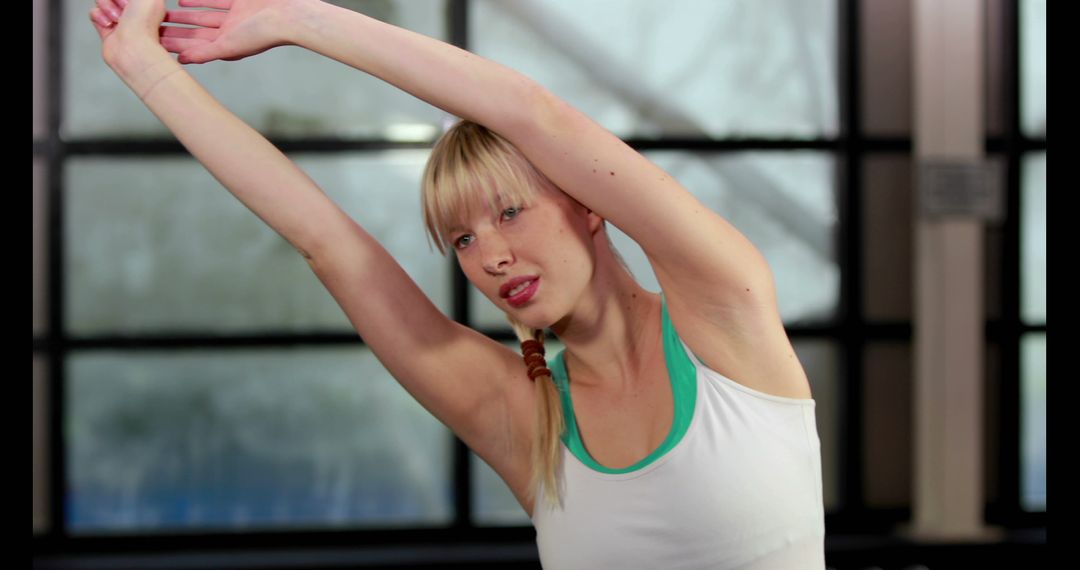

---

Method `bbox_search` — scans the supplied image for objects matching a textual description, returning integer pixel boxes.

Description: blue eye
[453,207,521,250]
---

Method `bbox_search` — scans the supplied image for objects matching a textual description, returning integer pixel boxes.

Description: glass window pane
[863,155,912,321]
[984,0,1006,138]
[863,342,912,508]
[470,152,838,328]
[34,355,50,534]
[64,151,449,335]
[66,347,453,534]
[860,0,912,137]
[792,339,840,512]
[1021,0,1046,137]
[985,220,1005,323]
[471,0,838,139]
[63,0,449,139]
[472,338,567,526]
[35,157,48,336]
[1021,152,1046,324]
[984,341,1002,503]
[1020,333,1046,512]
[33,0,47,140]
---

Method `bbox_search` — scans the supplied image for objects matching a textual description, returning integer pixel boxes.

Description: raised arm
[90,0,545,484]
[159,0,775,310]
[156,1,806,397]
[281,2,805,400]
[284,4,783,361]
[156,0,537,133]
[93,1,347,260]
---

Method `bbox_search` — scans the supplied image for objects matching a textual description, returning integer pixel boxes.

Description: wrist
[107,37,171,74]
[284,0,346,50]
[109,44,184,100]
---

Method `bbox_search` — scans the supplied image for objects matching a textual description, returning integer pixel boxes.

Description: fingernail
[94,13,111,27]
[118,0,128,7]
[108,8,121,20]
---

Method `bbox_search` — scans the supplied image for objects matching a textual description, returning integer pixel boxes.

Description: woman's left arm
[287,2,804,396]
[286,2,774,316]
[286,1,539,135]
[286,2,803,397]
[162,1,773,315]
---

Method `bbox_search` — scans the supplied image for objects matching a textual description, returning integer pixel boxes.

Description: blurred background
[33,0,1046,568]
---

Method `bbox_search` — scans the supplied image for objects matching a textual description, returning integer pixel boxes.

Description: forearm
[286,0,541,133]
[109,48,350,259]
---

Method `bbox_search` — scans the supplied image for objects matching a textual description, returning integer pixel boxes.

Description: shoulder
[662,289,813,401]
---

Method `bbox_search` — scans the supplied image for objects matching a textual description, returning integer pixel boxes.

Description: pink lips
[500,275,539,298]
[504,277,540,307]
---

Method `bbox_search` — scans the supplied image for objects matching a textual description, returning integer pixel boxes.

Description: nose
[479,230,514,275]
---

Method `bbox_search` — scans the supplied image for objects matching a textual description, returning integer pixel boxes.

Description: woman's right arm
[92,0,537,473]
[100,24,340,260]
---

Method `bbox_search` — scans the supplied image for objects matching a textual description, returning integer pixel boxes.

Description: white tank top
[532,294,826,569]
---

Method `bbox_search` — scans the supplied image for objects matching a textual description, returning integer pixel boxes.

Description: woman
[90,1,825,567]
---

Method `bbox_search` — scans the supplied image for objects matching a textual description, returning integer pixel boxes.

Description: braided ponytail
[507,316,566,513]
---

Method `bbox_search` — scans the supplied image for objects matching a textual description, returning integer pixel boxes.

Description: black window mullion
[991,0,1023,527]
[449,0,474,530]
[838,0,867,526]
[46,0,68,544]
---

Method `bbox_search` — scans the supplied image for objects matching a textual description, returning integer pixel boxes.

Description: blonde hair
[421,119,552,257]
[420,118,633,513]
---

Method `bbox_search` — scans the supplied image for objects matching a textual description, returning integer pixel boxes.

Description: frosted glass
[66,347,454,534]
[64,151,449,335]
[791,339,839,512]
[985,0,1007,138]
[63,0,449,139]
[34,158,48,336]
[862,156,913,321]
[1021,153,1046,324]
[33,0,47,140]
[472,338,567,526]
[34,355,49,534]
[860,0,913,137]
[469,152,838,328]
[1020,333,1046,512]
[863,342,912,508]
[471,0,838,139]
[1021,0,1046,137]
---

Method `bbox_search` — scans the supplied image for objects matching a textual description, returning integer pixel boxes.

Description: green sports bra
[547,293,698,474]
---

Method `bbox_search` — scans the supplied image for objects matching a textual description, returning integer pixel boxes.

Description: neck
[549,249,661,393]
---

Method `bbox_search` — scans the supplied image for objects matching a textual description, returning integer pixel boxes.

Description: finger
[179,0,234,9]
[160,25,219,41]
[95,0,121,23]
[89,7,115,32]
[164,9,227,29]
[160,35,208,55]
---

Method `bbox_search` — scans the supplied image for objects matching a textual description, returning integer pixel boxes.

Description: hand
[158,0,300,64]
[90,0,169,67]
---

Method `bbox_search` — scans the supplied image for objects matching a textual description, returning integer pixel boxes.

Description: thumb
[178,49,206,65]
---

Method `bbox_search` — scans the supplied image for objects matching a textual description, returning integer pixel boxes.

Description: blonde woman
[90,0,825,567]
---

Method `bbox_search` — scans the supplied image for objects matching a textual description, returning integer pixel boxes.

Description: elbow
[296,246,315,261]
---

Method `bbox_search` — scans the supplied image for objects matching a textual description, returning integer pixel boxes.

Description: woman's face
[450,180,602,329]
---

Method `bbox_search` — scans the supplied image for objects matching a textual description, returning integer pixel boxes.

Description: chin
[505,306,552,333]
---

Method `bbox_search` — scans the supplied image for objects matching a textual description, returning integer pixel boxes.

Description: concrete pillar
[902,0,1003,541]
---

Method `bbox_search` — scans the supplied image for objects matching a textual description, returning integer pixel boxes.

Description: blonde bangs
[422,120,548,255]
